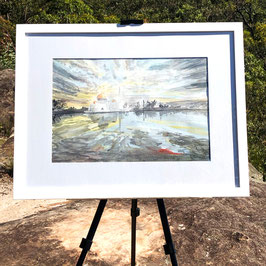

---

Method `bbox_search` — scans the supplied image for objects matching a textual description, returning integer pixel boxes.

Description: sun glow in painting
[52,58,210,162]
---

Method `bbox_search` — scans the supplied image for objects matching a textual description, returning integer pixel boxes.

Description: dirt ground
[0,174,265,266]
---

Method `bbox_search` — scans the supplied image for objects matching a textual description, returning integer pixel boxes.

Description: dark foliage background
[0,0,265,179]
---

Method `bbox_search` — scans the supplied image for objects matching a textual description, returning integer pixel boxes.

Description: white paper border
[14,23,249,199]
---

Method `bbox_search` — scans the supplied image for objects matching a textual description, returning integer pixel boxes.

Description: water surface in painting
[52,58,210,162]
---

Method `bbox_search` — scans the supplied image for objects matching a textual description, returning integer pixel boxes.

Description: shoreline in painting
[54,107,207,116]
[53,99,208,120]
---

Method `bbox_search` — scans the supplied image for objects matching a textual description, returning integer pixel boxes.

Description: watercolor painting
[52,58,210,162]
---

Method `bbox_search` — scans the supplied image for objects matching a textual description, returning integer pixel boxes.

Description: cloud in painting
[53,58,208,108]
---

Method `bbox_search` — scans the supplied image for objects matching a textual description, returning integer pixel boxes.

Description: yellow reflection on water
[149,119,208,136]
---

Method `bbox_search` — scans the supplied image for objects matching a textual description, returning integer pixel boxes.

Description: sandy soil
[0,174,265,265]
[0,175,169,265]
[0,174,69,224]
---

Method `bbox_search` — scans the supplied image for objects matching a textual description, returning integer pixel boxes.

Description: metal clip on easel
[120,19,144,25]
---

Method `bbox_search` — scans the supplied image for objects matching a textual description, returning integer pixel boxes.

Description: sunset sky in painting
[53,58,208,109]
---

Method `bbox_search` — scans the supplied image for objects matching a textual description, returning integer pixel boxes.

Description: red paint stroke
[158,148,183,155]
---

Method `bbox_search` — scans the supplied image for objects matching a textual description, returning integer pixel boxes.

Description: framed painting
[14,23,249,199]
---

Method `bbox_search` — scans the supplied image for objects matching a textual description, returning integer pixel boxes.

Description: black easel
[77,19,177,266]
[76,199,178,266]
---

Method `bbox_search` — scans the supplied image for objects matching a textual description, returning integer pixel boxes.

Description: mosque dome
[97,93,107,101]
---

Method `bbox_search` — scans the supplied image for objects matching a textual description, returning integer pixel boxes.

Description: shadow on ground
[0,180,265,266]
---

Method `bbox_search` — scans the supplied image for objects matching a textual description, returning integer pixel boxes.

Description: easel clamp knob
[131,207,140,217]
[163,243,176,255]
[79,238,93,251]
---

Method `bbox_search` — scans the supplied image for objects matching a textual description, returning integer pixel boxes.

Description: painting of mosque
[52,58,210,162]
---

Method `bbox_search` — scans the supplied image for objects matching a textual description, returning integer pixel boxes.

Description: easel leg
[131,199,140,266]
[156,199,178,266]
[76,199,107,266]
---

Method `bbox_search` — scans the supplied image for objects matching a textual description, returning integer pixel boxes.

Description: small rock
[249,163,263,181]
[232,232,249,242]
[177,224,186,230]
